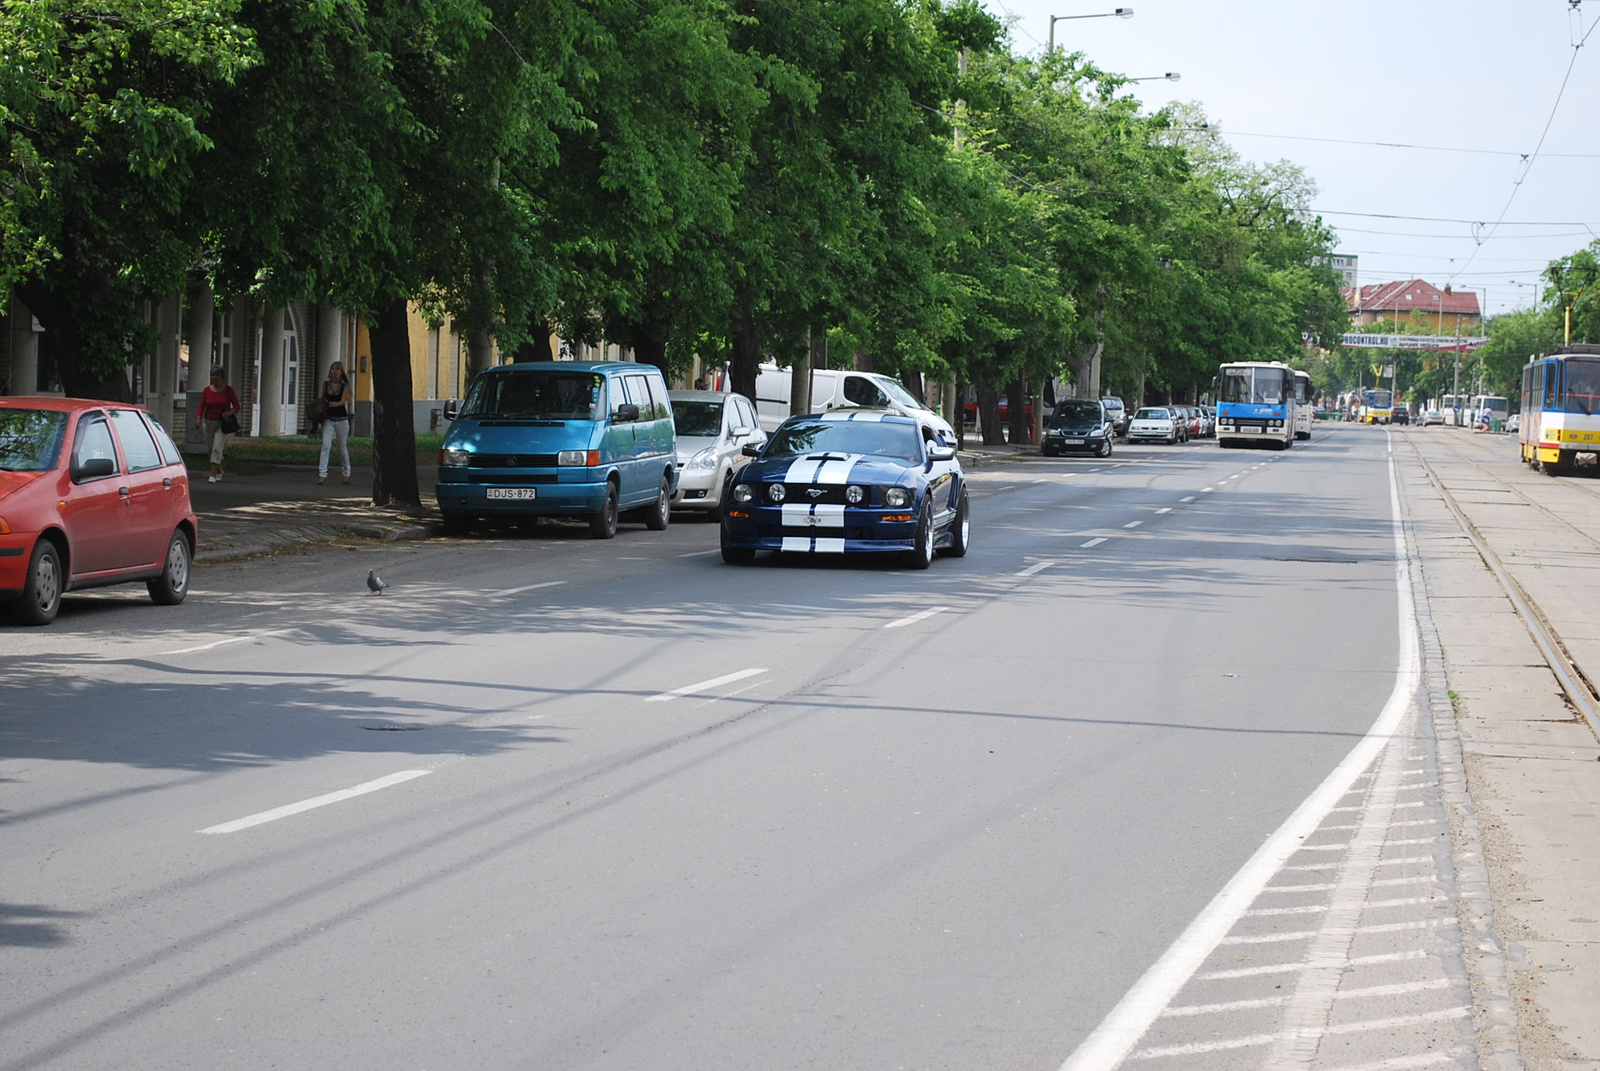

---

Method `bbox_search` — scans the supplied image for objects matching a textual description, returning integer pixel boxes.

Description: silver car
[669,389,767,514]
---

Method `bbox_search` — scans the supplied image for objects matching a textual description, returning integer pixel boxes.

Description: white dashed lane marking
[646,668,768,702]
[199,769,433,834]
[884,606,952,630]
[1016,561,1055,577]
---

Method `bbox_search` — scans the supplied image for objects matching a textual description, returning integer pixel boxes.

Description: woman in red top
[198,367,241,482]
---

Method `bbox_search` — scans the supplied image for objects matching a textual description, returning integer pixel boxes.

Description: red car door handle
[162,478,173,487]
[119,487,130,497]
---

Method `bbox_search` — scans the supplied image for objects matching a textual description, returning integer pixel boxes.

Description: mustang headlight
[440,448,473,467]
[688,447,718,470]
[732,483,754,504]
[883,487,911,508]
[767,483,787,503]
[845,485,865,505]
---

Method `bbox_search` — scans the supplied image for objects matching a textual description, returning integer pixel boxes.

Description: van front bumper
[436,469,613,516]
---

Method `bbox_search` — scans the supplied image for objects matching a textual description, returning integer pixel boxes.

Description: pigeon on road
[367,570,389,595]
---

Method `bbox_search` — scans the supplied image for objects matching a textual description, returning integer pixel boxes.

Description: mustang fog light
[845,485,865,505]
[732,483,754,504]
[883,487,910,508]
[767,483,787,503]
[440,448,473,467]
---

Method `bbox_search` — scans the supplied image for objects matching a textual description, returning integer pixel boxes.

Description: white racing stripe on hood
[780,453,864,485]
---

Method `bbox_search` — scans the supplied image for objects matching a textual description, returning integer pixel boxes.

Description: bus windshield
[1366,389,1393,409]
[1219,367,1289,405]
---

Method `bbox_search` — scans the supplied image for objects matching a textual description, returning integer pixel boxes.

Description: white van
[754,364,956,440]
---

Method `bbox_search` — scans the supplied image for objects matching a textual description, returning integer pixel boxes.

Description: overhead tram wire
[1451,8,1599,285]
[1208,129,1600,160]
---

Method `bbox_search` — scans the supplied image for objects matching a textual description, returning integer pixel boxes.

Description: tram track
[1396,429,1600,743]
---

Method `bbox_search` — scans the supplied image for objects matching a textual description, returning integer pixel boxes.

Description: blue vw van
[436,362,678,538]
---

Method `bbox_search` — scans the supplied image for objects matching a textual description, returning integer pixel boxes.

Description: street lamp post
[1127,72,1181,82]
[1048,8,1134,52]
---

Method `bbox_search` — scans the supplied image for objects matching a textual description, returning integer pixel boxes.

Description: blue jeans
[319,418,351,478]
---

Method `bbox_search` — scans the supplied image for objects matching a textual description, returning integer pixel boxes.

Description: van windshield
[873,377,933,414]
[459,372,606,421]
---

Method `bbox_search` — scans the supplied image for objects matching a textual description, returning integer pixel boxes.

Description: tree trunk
[513,312,556,363]
[853,348,873,373]
[901,369,924,404]
[952,376,966,449]
[369,296,421,509]
[623,310,671,374]
[1007,375,1029,444]
[976,382,1004,445]
[1070,341,1100,399]
[15,279,133,401]
[730,305,760,402]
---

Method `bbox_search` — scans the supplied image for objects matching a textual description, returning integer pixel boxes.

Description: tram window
[1546,363,1560,409]
[1566,360,1600,416]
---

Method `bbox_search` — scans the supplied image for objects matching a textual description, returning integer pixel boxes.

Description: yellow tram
[1520,345,1600,474]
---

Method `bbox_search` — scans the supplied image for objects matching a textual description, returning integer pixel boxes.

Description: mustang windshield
[1052,400,1103,426]
[672,400,724,437]
[459,372,605,420]
[763,420,922,463]
[0,409,68,472]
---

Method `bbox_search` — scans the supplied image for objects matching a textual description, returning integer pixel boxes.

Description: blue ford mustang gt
[720,411,970,568]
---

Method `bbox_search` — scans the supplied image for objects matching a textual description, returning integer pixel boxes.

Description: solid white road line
[490,580,568,596]
[1057,446,1420,1071]
[645,667,768,703]
[884,606,952,630]
[164,629,296,656]
[1016,561,1056,577]
[198,769,433,834]
[677,548,724,558]
[1080,537,1108,548]
[1194,949,1430,981]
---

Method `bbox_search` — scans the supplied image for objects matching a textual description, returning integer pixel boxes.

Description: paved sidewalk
[189,463,440,563]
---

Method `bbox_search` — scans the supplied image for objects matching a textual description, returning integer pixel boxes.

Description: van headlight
[883,487,910,508]
[440,448,472,467]
[688,447,718,471]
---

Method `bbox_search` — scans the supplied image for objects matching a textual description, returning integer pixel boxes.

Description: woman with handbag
[198,368,241,482]
[318,361,353,485]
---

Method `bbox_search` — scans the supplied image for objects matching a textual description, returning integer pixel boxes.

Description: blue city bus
[1520,345,1600,474]
[1216,361,1295,450]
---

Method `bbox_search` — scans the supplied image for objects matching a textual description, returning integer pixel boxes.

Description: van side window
[844,375,886,408]
[642,375,668,421]
[621,375,651,418]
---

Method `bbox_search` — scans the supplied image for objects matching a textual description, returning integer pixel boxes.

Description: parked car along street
[668,389,766,516]
[1041,399,1114,458]
[1127,407,1183,444]
[0,398,197,625]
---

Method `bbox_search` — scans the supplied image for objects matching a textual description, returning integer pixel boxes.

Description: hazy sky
[983,0,1599,317]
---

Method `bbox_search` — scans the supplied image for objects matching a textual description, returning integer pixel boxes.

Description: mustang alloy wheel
[904,502,935,570]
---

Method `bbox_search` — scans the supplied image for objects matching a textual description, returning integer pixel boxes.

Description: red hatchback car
[0,398,198,625]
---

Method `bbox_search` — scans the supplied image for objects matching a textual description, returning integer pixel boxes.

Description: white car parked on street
[1127,406,1183,444]
[669,390,767,514]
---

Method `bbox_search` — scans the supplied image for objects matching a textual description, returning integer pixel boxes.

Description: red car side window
[73,416,118,476]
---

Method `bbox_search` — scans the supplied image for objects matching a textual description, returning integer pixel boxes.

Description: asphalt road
[1,428,1415,1070]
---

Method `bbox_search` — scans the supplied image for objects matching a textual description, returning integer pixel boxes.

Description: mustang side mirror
[72,456,116,482]
[615,403,640,423]
[741,441,763,456]
[926,443,957,462]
